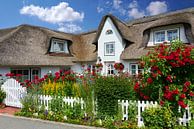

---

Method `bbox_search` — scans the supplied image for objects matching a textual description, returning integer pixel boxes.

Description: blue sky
[0,0,194,33]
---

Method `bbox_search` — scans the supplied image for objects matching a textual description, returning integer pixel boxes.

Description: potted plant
[0,89,6,108]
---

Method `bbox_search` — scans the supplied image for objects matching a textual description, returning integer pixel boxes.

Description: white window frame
[104,42,115,56]
[105,63,115,76]
[10,68,41,81]
[154,28,179,44]
[129,63,143,75]
[51,39,69,53]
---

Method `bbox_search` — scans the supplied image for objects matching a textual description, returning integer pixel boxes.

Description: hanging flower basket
[114,62,124,71]
[95,63,103,69]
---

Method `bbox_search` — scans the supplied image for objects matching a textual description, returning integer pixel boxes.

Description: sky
[0,0,194,33]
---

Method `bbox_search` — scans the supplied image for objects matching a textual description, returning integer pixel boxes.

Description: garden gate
[1,78,27,108]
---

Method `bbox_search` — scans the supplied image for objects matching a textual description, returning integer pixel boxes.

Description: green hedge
[94,75,136,118]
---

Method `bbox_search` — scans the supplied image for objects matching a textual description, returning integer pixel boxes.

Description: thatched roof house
[0,7,194,76]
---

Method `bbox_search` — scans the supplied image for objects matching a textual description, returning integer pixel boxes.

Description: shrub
[94,75,136,118]
[142,106,176,129]
[135,40,194,115]
[19,93,39,117]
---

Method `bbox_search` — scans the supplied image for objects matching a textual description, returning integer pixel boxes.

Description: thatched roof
[121,7,194,59]
[0,25,76,66]
[93,14,134,45]
[1,8,194,65]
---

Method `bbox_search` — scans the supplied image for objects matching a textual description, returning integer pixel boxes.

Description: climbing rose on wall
[134,40,194,113]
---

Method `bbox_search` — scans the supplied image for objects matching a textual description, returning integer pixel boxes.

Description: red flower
[143,95,149,100]
[184,81,191,87]
[34,75,39,80]
[180,94,186,99]
[134,82,140,91]
[157,70,162,75]
[173,89,179,95]
[178,100,187,108]
[147,77,153,84]
[24,80,30,83]
[160,100,165,106]
[44,75,48,79]
[189,92,194,97]
[16,74,22,77]
[166,75,173,83]
[183,87,188,93]
[5,73,15,77]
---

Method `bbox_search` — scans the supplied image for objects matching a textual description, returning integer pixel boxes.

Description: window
[155,31,165,43]
[167,29,178,41]
[106,63,115,75]
[51,39,69,53]
[105,42,115,56]
[11,68,40,81]
[87,64,96,73]
[11,69,29,82]
[154,28,179,44]
[106,29,113,35]
[31,68,40,80]
[129,64,143,75]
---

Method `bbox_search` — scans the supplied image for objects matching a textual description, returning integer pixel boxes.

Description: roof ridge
[127,7,194,26]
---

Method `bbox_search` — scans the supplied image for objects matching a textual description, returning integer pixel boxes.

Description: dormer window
[147,24,188,47]
[50,39,69,53]
[154,28,179,44]
[106,29,113,35]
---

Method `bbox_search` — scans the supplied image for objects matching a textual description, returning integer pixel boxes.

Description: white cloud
[113,0,126,15]
[146,1,167,15]
[128,8,145,19]
[97,7,104,13]
[20,2,84,24]
[113,0,122,9]
[58,23,82,33]
[128,0,145,19]
[129,0,138,8]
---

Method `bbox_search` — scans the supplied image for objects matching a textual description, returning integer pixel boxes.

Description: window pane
[167,29,178,41]
[105,43,115,55]
[155,31,165,42]
[58,43,64,51]
[130,64,137,75]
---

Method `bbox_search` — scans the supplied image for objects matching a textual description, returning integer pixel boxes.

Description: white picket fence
[39,95,84,110]
[118,100,194,127]
[1,78,27,108]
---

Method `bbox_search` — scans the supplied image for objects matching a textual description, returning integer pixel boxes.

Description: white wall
[71,63,83,74]
[40,67,60,77]
[98,17,125,75]
[0,67,10,76]
[148,24,188,46]
[71,62,96,74]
